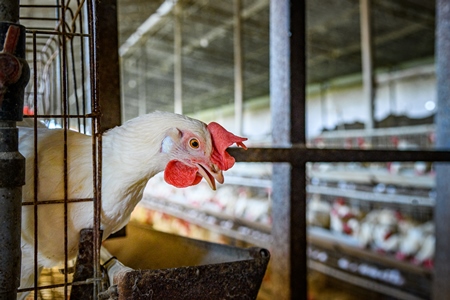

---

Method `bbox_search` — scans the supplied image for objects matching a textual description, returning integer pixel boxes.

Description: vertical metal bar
[234,0,243,136]
[320,83,328,131]
[96,0,121,131]
[71,229,103,299]
[174,1,183,114]
[138,49,147,116]
[0,125,24,300]
[78,0,88,133]
[90,0,122,297]
[290,1,307,146]
[0,3,28,297]
[60,2,70,297]
[0,0,19,23]
[86,0,102,296]
[433,0,450,299]
[270,0,307,299]
[32,31,39,300]
[360,0,375,131]
[289,1,307,300]
[270,0,290,297]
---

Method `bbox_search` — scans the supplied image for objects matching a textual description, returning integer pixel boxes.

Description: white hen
[18,111,247,297]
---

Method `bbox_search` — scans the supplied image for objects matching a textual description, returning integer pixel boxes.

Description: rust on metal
[433,0,450,298]
[228,147,450,165]
[103,225,270,300]
[114,248,269,300]
[268,2,308,298]
[0,26,22,96]
[71,229,105,299]
[0,20,29,300]
[0,23,29,120]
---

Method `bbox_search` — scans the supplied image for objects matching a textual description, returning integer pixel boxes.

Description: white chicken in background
[183,182,216,209]
[413,234,435,268]
[396,221,434,264]
[329,198,361,236]
[18,111,247,299]
[144,174,184,203]
[356,208,434,265]
[356,209,404,253]
[233,187,270,224]
[391,136,419,150]
[306,194,331,228]
[212,185,238,215]
[358,221,375,248]
[371,224,400,253]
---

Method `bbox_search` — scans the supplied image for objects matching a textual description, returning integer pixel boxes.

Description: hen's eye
[189,138,200,149]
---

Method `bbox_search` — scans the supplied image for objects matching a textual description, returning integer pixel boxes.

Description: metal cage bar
[432,0,450,298]
[16,1,106,299]
[0,2,29,299]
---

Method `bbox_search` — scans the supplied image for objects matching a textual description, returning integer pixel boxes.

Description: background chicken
[306,194,331,228]
[18,111,247,298]
[329,198,361,235]
[396,221,434,264]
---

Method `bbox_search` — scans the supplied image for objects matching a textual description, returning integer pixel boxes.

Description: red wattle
[164,160,201,188]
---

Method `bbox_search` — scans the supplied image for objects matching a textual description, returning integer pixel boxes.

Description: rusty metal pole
[433,0,450,298]
[0,1,30,299]
[359,0,375,131]
[270,0,307,299]
[234,0,243,136]
[174,1,183,115]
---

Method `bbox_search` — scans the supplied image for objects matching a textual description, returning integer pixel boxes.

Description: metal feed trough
[72,224,270,300]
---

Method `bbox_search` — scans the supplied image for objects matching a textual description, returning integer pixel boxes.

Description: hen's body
[17,111,246,296]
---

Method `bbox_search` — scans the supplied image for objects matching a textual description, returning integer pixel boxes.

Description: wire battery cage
[17,1,103,299]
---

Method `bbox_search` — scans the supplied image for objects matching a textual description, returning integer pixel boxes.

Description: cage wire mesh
[17,1,101,299]
[21,1,93,132]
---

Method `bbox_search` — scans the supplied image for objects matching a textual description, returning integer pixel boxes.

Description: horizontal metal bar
[22,198,93,206]
[20,5,62,8]
[308,260,426,300]
[25,30,90,37]
[228,147,450,164]
[23,114,95,119]
[17,278,93,293]
[20,17,59,21]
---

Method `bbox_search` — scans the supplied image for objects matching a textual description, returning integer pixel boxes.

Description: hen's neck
[99,117,170,231]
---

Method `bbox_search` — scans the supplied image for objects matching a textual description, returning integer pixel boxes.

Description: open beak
[197,164,224,190]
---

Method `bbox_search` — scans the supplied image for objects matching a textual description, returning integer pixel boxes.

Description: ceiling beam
[309,22,428,67]
[119,0,178,56]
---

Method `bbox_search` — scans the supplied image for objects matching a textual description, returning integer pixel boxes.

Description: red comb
[207,122,247,171]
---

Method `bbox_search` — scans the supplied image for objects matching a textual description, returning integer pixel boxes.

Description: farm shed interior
[0,0,448,299]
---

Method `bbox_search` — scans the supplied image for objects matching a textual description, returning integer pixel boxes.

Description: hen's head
[159,114,247,190]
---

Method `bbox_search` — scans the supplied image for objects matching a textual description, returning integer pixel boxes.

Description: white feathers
[18,112,212,293]
[161,135,175,153]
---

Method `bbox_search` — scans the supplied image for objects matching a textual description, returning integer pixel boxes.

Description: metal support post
[234,0,243,136]
[0,4,30,298]
[433,0,450,298]
[174,1,183,115]
[270,0,307,299]
[360,0,375,131]
[84,0,121,297]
